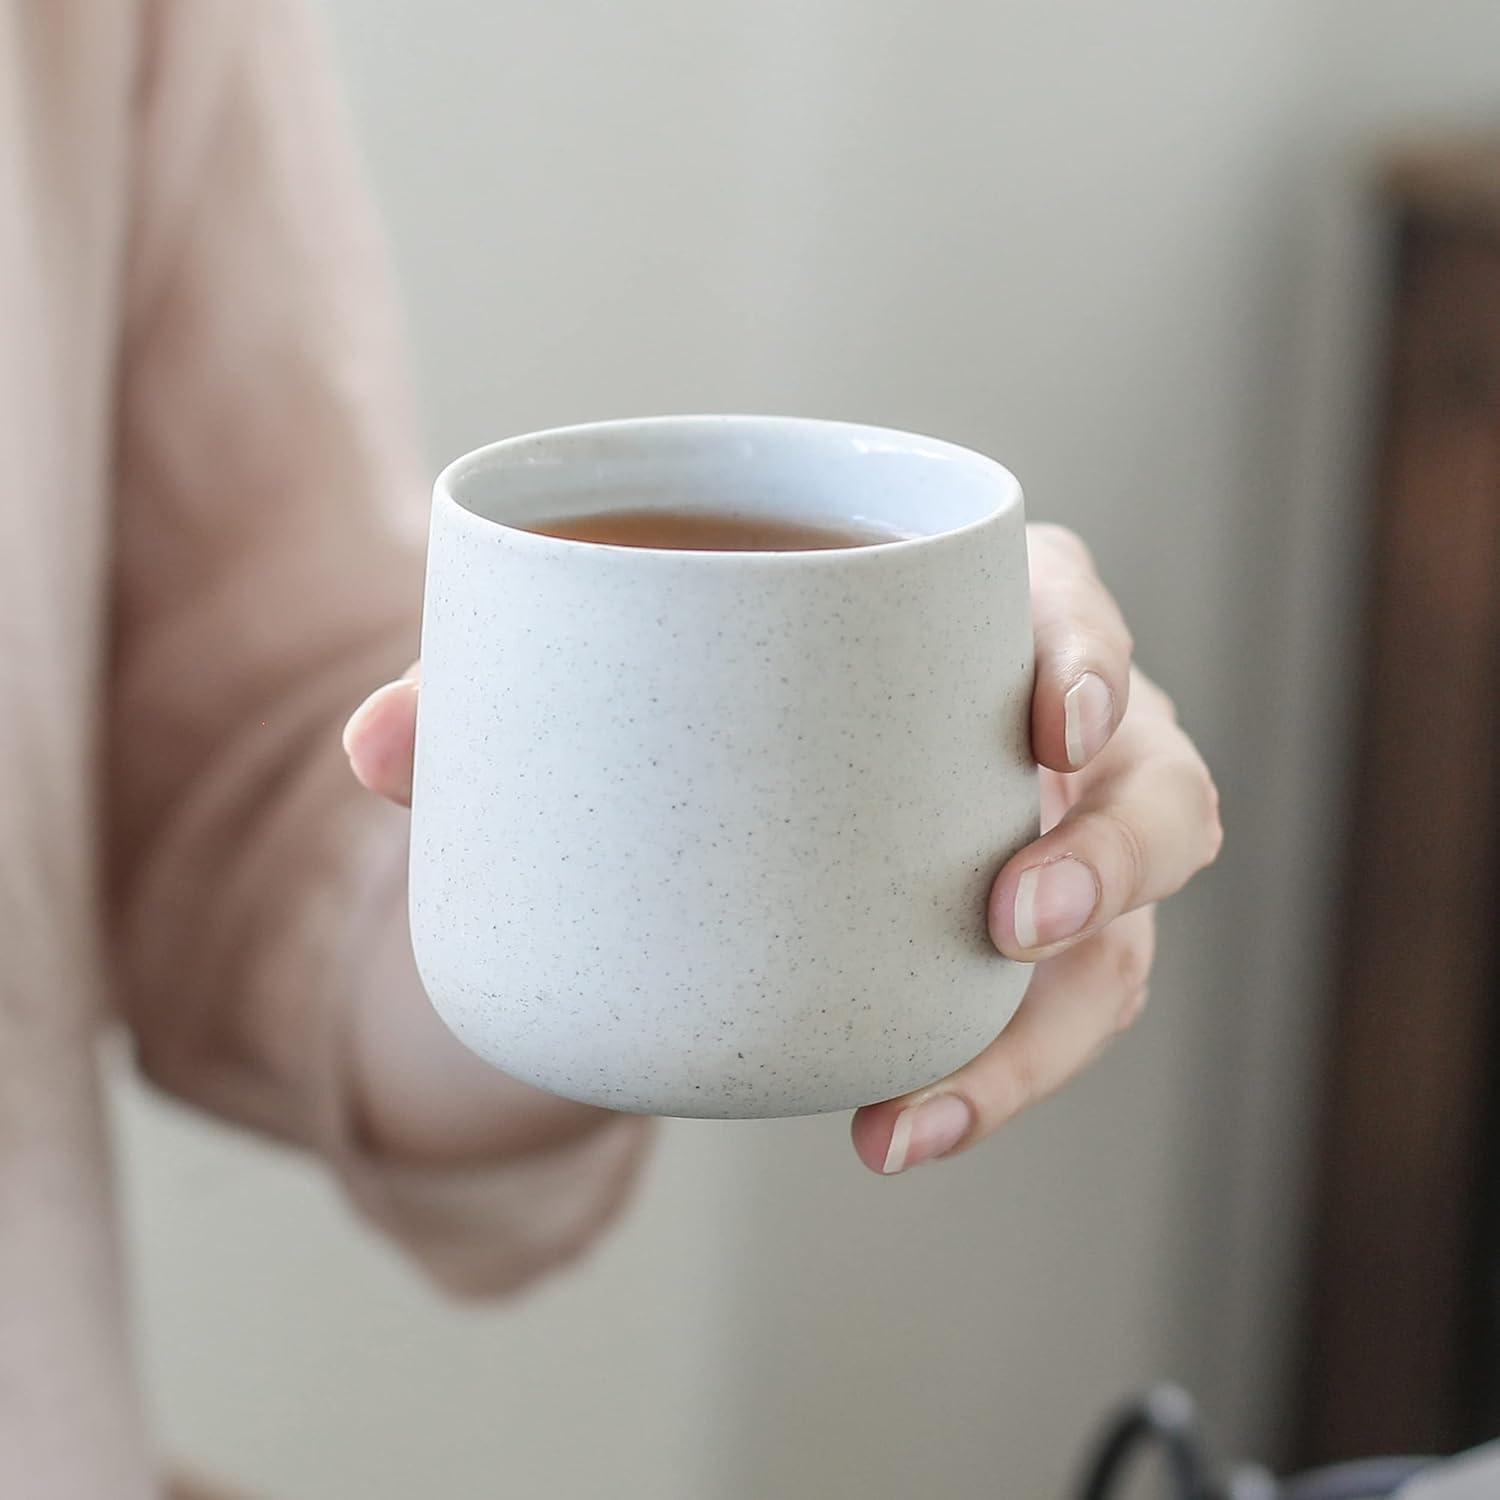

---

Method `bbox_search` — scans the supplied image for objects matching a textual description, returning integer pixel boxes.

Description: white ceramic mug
[410,415,1038,1118]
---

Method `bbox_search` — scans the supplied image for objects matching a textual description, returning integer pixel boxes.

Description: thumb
[343,662,419,806]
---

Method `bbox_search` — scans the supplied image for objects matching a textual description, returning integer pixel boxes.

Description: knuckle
[999,1050,1047,1123]
[1193,763,1225,867]
[1082,608,1133,674]
[1115,983,1151,1036]
[1097,807,1150,904]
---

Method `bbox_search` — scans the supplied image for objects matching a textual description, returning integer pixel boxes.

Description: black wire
[1074,1385,1437,1500]
[1076,1385,1216,1500]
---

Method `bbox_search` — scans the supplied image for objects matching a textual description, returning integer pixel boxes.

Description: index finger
[1026,524,1133,773]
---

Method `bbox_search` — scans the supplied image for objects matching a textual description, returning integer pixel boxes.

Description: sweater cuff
[318,779,652,1297]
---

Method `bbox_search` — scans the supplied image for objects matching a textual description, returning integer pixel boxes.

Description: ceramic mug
[409,415,1038,1118]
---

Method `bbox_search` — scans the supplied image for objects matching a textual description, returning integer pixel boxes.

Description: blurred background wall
[110,2,1500,1496]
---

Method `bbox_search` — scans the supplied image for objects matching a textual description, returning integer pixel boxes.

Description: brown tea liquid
[517,507,906,551]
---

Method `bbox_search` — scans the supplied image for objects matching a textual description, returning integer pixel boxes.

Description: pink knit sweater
[0,4,643,1493]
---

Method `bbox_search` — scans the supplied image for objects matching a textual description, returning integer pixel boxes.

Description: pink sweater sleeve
[109,0,646,1296]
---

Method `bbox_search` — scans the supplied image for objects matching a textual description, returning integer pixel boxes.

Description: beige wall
[113,2,1500,1495]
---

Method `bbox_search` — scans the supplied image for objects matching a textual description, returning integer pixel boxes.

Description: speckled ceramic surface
[409,416,1038,1118]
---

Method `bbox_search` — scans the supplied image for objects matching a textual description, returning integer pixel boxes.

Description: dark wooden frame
[1297,141,1500,1463]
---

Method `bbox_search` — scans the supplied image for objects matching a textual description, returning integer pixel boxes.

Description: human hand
[850,524,1222,1174]
[340,665,647,1297]
[345,524,1221,1176]
[343,662,626,1171]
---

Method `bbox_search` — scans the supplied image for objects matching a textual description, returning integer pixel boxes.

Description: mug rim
[433,413,1023,562]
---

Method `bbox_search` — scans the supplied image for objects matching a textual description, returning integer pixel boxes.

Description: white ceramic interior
[439,414,1020,544]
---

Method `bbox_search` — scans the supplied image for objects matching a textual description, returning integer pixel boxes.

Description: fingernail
[1063,672,1114,768]
[1012,857,1099,950]
[882,1094,973,1174]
